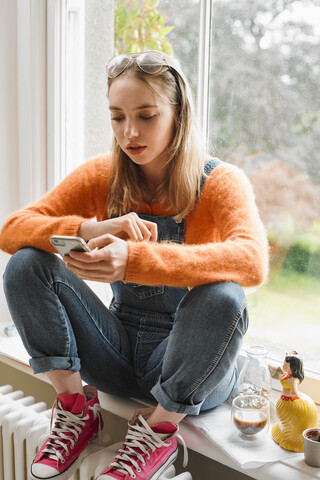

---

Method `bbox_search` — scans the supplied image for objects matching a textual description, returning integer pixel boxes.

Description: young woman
[0,51,268,480]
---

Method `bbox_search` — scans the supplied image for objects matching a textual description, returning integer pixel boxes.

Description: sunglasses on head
[106,50,181,80]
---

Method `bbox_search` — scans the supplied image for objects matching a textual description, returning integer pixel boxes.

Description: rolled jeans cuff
[150,377,204,416]
[29,356,81,374]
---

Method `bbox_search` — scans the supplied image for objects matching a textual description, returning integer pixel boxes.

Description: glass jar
[237,345,272,399]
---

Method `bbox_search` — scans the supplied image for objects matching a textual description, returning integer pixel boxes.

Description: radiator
[0,385,192,480]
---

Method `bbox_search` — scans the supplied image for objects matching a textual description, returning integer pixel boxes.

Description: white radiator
[0,385,192,480]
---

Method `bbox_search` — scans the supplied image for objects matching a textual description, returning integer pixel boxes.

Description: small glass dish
[232,395,270,437]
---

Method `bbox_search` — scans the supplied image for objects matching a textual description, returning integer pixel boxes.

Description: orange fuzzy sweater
[0,154,268,288]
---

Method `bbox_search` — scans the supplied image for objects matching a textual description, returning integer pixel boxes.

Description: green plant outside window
[114,0,174,55]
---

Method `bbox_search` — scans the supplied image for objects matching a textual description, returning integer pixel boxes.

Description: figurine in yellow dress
[271,351,318,452]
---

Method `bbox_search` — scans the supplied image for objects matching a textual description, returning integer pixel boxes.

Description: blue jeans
[3,247,248,415]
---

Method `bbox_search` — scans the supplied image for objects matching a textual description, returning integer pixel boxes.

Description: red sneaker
[96,413,187,480]
[31,385,102,480]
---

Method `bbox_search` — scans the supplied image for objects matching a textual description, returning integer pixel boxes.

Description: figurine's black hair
[285,353,304,382]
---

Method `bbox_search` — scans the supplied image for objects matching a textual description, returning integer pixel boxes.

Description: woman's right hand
[79,212,158,242]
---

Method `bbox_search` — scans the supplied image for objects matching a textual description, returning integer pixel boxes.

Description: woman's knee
[205,282,248,333]
[182,281,246,314]
[175,282,248,342]
[4,247,55,294]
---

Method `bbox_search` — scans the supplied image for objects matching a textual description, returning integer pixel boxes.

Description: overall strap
[200,157,222,192]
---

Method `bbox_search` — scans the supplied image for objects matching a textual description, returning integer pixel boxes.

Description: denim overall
[4,159,248,415]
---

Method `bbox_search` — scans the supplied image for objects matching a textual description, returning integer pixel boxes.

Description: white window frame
[196,0,212,141]
[17,0,47,206]
[47,0,85,191]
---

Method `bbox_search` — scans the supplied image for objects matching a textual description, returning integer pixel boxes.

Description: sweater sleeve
[124,164,269,288]
[0,156,111,255]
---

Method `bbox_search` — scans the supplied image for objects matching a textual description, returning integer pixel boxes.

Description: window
[47,0,320,371]
[207,0,320,371]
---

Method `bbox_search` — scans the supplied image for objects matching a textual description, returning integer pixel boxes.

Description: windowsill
[1,335,320,480]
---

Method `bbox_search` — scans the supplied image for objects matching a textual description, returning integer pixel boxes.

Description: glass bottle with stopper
[237,345,272,399]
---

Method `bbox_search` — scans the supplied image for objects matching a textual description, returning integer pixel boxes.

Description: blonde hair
[106,53,206,222]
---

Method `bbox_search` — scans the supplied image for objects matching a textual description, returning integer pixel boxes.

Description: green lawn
[244,272,320,369]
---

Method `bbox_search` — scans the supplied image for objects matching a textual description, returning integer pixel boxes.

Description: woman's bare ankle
[146,403,186,427]
[45,370,84,395]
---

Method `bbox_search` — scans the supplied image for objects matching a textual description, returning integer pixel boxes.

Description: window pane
[157,0,200,96]
[208,0,320,369]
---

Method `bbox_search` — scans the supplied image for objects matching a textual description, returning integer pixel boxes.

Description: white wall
[0,0,19,325]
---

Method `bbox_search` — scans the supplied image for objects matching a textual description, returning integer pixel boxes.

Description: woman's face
[108,75,176,180]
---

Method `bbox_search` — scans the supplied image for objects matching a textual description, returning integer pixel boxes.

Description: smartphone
[50,235,91,256]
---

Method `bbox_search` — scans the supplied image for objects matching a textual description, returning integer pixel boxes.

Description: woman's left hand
[64,234,128,283]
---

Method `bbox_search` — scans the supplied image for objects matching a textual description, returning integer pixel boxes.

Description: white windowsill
[0,335,319,480]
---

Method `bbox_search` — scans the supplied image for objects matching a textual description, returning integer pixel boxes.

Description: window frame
[196,0,212,141]
[17,0,47,206]
[47,0,85,191]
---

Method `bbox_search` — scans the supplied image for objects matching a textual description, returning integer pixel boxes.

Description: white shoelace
[41,400,90,464]
[109,414,188,479]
